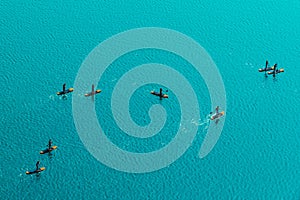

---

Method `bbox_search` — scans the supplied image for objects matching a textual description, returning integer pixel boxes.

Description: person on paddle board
[273,63,277,77]
[63,83,66,92]
[265,60,268,71]
[36,160,40,171]
[209,106,220,116]
[265,60,269,76]
[215,106,219,114]
[48,139,52,150]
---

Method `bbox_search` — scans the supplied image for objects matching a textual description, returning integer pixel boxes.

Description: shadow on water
[47,150,57,161]
[62,95,68,100]
[49,94,72,101]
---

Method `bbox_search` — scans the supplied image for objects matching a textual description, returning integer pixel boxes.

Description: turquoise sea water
[1,0,300,199]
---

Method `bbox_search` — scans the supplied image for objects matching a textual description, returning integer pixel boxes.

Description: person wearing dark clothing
[48,139,52,150]
[36,160,40,171]
[215,106,219,114]
[273,64,277,77]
